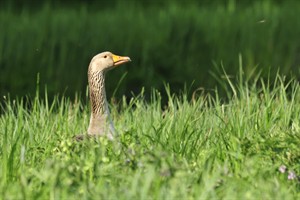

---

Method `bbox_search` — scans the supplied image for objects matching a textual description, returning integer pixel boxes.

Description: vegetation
[1,1,300,199]
[1,71,299,199]
[1,1,300,99]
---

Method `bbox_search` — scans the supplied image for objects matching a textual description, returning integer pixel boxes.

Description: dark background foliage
[1,0,300,102]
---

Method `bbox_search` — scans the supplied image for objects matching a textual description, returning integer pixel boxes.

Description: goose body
[76,52,131,140]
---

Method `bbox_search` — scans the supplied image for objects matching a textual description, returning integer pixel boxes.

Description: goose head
[89,51,131,73]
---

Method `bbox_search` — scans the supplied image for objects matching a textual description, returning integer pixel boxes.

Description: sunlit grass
[1,74,300,199]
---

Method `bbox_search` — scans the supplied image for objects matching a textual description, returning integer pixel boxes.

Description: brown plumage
[74,52,131,141]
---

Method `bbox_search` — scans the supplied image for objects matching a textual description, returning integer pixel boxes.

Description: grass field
[1,71,300,199]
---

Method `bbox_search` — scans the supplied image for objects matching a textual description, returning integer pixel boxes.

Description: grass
[1,71,300,199]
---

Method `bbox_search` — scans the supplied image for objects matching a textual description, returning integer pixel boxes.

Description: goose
[74,52,131,141]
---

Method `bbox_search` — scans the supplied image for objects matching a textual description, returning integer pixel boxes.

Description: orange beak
[112,54,131,66]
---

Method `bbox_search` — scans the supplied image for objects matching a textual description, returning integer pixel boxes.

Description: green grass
[1,72,300,199]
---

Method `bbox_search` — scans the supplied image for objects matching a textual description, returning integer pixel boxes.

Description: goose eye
[104,55,107,58]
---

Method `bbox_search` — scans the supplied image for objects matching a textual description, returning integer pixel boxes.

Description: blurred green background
[1,0,300,100]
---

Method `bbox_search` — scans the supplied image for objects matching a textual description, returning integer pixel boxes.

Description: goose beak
[112,54,131,66]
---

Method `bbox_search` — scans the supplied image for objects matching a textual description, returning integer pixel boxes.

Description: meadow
[1,1,300,199]
[1,71,300,199]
